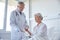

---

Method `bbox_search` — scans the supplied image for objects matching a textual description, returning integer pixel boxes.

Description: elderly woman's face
[35,15,42,23]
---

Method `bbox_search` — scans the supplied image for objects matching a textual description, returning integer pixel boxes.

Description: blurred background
[0,0,60,40]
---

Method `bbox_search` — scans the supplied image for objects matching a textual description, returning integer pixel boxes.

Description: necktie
[20,12,22,15]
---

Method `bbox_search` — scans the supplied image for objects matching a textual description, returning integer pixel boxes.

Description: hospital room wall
[30,0,60,40]
[30,0,60,31]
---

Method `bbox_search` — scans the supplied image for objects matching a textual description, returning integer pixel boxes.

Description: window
[0,0,5,29]
[6,6,16,31]
[6,0,18,31]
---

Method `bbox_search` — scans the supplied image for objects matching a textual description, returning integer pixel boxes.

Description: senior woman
[25,13,48,40]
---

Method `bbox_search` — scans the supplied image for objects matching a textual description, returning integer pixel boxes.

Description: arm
[25,28,32,35]
[23,13,28,28]
[23,14,31,35]
[10,11,18,28]
[24,19,32,35]
[32,25,47,40]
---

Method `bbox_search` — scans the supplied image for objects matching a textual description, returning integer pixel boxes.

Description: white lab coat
[28,23,48,40]
[10,9,28,40]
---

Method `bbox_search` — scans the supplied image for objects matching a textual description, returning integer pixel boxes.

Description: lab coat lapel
[15,9,20,16]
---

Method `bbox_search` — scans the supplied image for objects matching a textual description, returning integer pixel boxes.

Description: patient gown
[28,23,48,40]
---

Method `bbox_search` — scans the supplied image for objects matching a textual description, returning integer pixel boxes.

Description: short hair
[35,13,43,20]
[18,2,24,5]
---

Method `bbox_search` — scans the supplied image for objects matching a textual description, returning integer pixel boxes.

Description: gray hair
[18,2,24,5]
[35,13,43,20]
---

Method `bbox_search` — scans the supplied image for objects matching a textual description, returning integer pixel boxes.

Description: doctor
[10,2,29,40]
[26,13,48,40]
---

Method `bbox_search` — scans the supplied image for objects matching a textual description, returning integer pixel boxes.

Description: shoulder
[41,23,47,27]
[41,23,47,29]
[11,10,16,14]
[11,10,17,16]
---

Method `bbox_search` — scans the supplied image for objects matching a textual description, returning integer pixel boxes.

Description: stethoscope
[15,11,22,16]
[15,11,24,32]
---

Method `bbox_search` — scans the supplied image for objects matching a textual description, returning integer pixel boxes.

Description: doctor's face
[17,4,25,11]
[35,15,42,23]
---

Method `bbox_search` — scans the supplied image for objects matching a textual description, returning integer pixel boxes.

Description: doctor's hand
[25,26,29,32]
[25,28,28,31]
[25,28,32,35]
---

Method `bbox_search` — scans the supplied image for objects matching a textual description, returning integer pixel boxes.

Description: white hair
[35,13,43,20]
